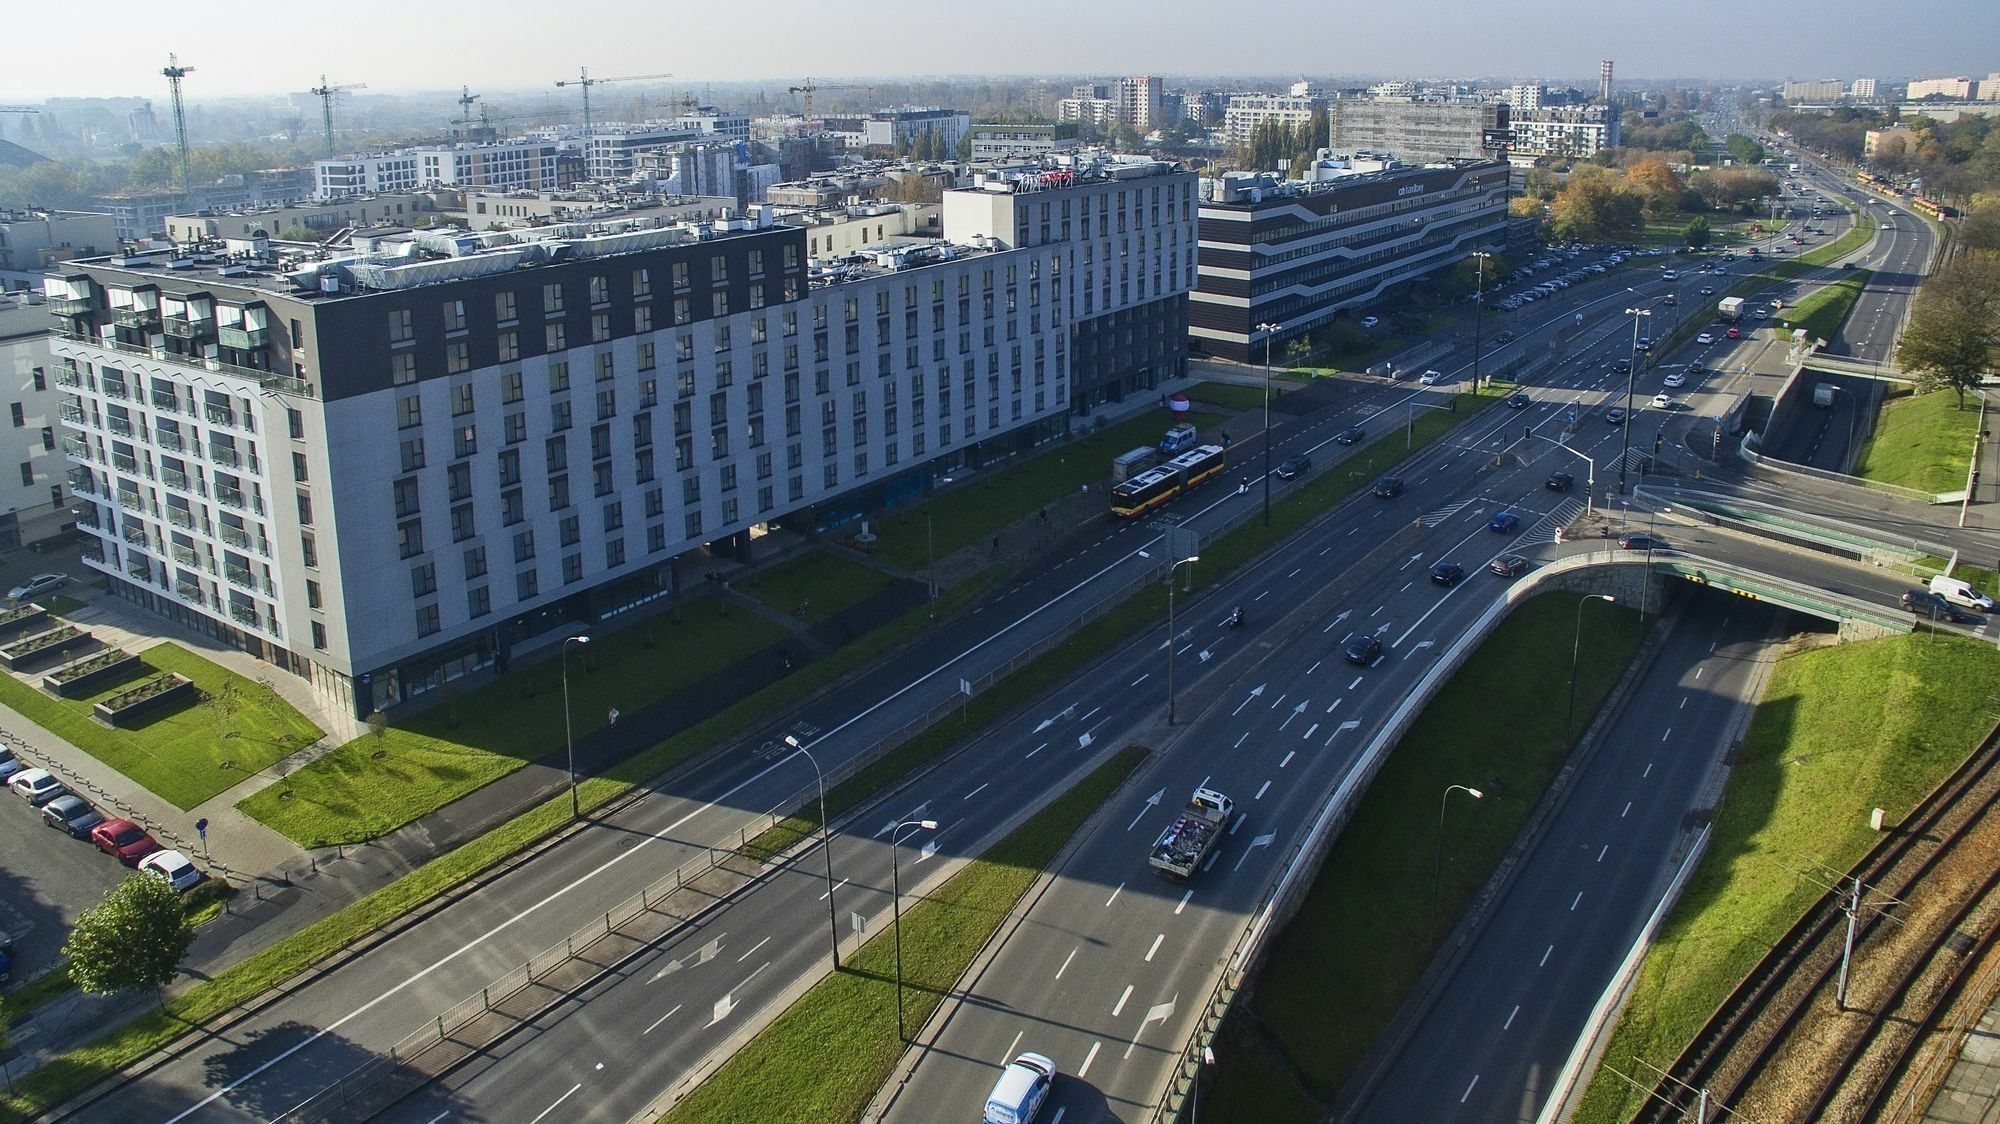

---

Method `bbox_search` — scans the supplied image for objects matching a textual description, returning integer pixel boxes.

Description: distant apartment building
[165,194,442,243]
[969,123,1081,161]
[1189,157,1509,363]
[1782,78,1848,103]
[1057,95,1117,128]
[784,202,940,259]
[580,125,703,183]
[0,208,118,289]
[1849,77,1878,99]
[315,139,560,199]
[90,190,194,242]
[0,292,64,545]
[1906,76,1975,100]
[1223,94,1324,151]
[670,108,750,145]
[822,109,970,154]
[42,151,1189,717]
[1504,84,1546,111]
[1115,76,1166,132]
[461,190,735,231]
[1508,104,1620,160]
[1327,100,1508,164]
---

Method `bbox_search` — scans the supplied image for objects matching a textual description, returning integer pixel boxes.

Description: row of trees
[1234,108,1330,173]
[1517,157,1779,242]
[0,138,321,211]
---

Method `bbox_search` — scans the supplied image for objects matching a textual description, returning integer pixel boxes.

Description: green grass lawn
[1184,380,1283,412]
[1205,593,1645,1118]
[1574,633,2000,1123]
[238,597,784,846]
[1777,269,1869,344]
[663,746,1146,1124]
[859,410,1223,570]
[0,643,321,809]
[736,549,897,624]
[1852,388,1982,494]
[40,594,86,616]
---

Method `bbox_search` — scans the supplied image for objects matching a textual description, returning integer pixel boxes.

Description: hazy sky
[4,0,1997,101]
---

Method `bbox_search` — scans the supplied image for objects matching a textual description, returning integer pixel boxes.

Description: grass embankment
[0,642,321,809]
[1852,388,1982,495]
[1778,269,1870,344]
[859,410,1225,570]
[1574,633,2000,1122]
[663,746,1145,1124]
[1203,593,1646,1119]
[1915,556,2000,600]
[240,596,785,846]
[1184,380,1284,412]
[737,549,897,624]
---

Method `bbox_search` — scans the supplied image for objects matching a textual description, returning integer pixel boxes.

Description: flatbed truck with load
[1150,788,1234,879]
[1717,296,1745,322]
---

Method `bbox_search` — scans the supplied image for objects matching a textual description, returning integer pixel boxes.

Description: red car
[1725,327,1741,339]
[90,819,160,866]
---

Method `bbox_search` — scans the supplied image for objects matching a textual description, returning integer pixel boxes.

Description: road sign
[195,817,208,841]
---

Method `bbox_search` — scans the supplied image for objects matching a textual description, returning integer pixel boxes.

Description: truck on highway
[1718,296,1745,322]
[1150,788,1234,879]
[1813,383,1836,407]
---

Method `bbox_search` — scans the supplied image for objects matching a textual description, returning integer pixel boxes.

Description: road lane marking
[1005,1030,1024,1064]
[643,1004,683,1035]
[1571,891,1584,911]
[1175,890,1192,915]
[1461,1075,1480,1103]
[529,1084,583,1124]
[1078,1041,1102,1078]
[1349,675,1363,689]
[1131,673,1149,687]
[1229,813,1247,836]
[1622,801,1632,818]
[1025,742,1046,759]
[1056,947,1078,980]
[1301,722,1318,741]
[819,878,848,902]
[1234,732,1249,749]
[1661,727,1672,741]
[1255,781,1271,800]
[1597,845,1608,863]
[737,935,771,962]
[1145,934,1165,962]
[1280,750,1295,768]
[1106,882,1125,908]
[1643,762,1652,779]
[1504,1005,1519,1031]
[963,783,988,801]
[1326,697,1342,714]
[1541,944,1555,967]
[1113,985,1133,1017]
[1204,849,1223,872]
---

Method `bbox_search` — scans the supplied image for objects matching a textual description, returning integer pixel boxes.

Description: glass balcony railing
[217,324,270,350]
[209,445,240,467]
[175,581,205,604]
[161,468,190,491]
[205,405,237,428]
[121,524,149,546]
[215,487,247,511]
[112,307,160,329]
[61,437,91,460]
[47,296,93,317]
[100,381,129,401]
[225,566,255,589]
[156,431,184,452]
[151,392,180,413]
[55,368,80,388]
[112,454,138,474]
[55,328,314,398]
[169,543,198,566]
[219,524,250,549]
[229,602,261,627]
[162,316,215,341]
[67,469,95,495]
[59,405,85,425]
[107,417,133,437]
[126,561,152,582]
[114,491,144,511]
[166,507,194,529]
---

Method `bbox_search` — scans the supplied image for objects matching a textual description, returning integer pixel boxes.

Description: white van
[983,1052,1056,1124]
[1929,575,1997,612]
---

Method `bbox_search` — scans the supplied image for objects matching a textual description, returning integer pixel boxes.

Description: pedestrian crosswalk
[1523,499,1587,544]
[1419,498,1476,527]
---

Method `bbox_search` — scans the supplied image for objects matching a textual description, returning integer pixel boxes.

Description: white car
[1696,332,1715,345]
[1360,316,1381,329]
[1420,370,1445,385]
[7,573,66,602]
[1663,372,1688,388]
[138,849,203,892]
[984,1052,1057,1124]
[9,767,64,805]
[1651,394,1675,410]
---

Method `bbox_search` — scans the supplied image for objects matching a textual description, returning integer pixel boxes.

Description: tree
[1683,215,1712,249]
[1724,133,1766,167]
[63,874,193,997]
[1625,156,1684,216]
[1960,201,2000,254]
[1897,259,2000,406]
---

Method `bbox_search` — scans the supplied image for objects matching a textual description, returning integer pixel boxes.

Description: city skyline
[4,0,1997,102]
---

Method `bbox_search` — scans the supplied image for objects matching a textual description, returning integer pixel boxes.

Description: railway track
[1631,730,2000,1123]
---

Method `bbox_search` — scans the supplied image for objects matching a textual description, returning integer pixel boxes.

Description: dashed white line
[1145,934,1165,962]
[1597,844,1608,863]
[528,1084,583,1124]
[1280,750,1295,768]
[1131,673,1150,687]
[1349,675,1363,689]
[1175,890,1193,915]
[1056,947,1078,980]
[1540,944,1555,967]
[963,783,988,801]
[1025,742,1046,759]
[1079,1041,1102,1078]
[643,1004,683,1035]
[1255,780,1272,800]
[1571,891,1584,911]
[737,935,771,963]
[1622,801,1632,818]
[1301,722,1318,741]
[1234,732,1249,749]
[1461,1075,1481,1103]
[819,877,848,901]
[1661,727,1672,742]
[1503,1005,1519,1031]
[1642,762,1652,779]
[1113,985,1134,1017]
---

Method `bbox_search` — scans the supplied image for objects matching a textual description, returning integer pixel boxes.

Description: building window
[562,552,583,584]
[310,621,327,651]
[498,331,519,363]
[296,492,314,526]
[451,383,475,416]
[451,503,475,542]
[589,276,609,306]
[495,291,517,322]
[545,322,567,352]
[288,408,305,439]
[392,353,418,386]
[292,451,309,481]
[467,586,490,619]
[551,400,572,432]
[464,544,487,579]
[548,474,570,511]
[543,282,565,314]
[388,308,414,343]
[411,561,437,598]
[416,603,441,637]
[442,299,466,332]
[396,395,422,429]
[517,568,539,600]
[397,519,424,559]
[301,531,318,568]
[513,528,536,562]
[9,403,22,427]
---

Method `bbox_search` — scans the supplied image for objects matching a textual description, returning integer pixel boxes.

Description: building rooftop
[0,291,53,343]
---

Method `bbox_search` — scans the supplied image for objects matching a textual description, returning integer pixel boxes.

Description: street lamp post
[1256,321,1281,527]
[890,817,940,1041]
[560,634,591,821]
[1430,784,1486,920]
[1618,307,1651,492]
[1567,595,1618,746]
[1470,252,1492,392]
[783,735,841,970]
[1166,553,1201,723]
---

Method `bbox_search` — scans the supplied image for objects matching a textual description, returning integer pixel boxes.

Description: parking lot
[0,757,126,982]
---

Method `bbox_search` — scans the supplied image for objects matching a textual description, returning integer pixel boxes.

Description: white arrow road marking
[649,936,723,983]
[710,962,771,1026]
[1233,684,1266,715]
[917,838,938,863]
[1125,994,1179,1058]
[1321,610,1352,633]
[1325,720,1360,747]
[876,802,930,838]
[1412,639,1434,654]
[1278,701,1307,730]
[1198,649,1212,662]
[1078,731,1093,750]
[1234,832,1277,871]
[1128,790,1166,831]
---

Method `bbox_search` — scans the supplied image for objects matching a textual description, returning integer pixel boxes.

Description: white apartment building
[0,209,119,290]
[1224,94,1323,150]
[1507,104,1620,160]
[315,139,559,200]
[44,154,1192,717]
[1906,76,1975,100]
[581,125,701,183]
[0,292,64,546]
[1849,78,1878,99]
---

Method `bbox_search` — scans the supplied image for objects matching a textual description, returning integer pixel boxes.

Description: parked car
[1334,425,1365,445]
[1488,554,1531,578]
[1430,561,1466,587]
[1546,471,1574,492]
[9,768,65,806]
[0,743,23,781]
[6,573,66,602]
[90,819,160,866]
[1274,453,1311,480]
[41,793,103,838]
[138,849,203,892]
[1342,634,1383,666]
[1489,511,1521,533]
[1372,476,1404,499]
[1620,533,1670,551]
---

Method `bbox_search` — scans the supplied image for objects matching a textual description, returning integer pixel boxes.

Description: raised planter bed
[43,648,140,699]
[0,604,49,642]
[0,625,91,671]
[93,672,196,727]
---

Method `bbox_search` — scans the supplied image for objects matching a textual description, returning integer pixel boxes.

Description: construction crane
[309,75,368,158]
[787,78,873,127]
[554,68,673,134]
[455,86,481,130]
[161,54,195,195]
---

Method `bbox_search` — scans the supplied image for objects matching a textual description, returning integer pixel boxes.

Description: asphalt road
[1347,601,1786,1122]
[0,781,125,980]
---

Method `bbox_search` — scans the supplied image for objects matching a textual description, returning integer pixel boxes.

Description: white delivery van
[1929,575,1997,612]
[984,1052,1057,1124]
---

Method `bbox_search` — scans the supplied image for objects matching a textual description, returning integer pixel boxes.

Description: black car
[1619,533,1669,551]
[1610,358,1632,374]
[1902,589,1977,623]
[1506,392,1531,410]
[1430,561,1465,587]
[1370,477,1404,500]
[1496,330,1517,343]
[1489,554,1531,578]
[1343,634,1383,665]
[1334,425,1365,446]
[1275,453,1311,480]
[1546,471,1574,492]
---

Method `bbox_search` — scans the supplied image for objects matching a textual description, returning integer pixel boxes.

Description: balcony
[205,405,237,428]
[209,445,241,468]
[169,543,198,567]
[166,506,194,529]
[101,381,130,401]
[111,454,139,475]
[55,368,80,388]
[151,391,180,413]
[218,324,270,350]
[112,306,161,329]
[47,296,93,317]
[228,602,261,628]
[55,328,315,398]
[107,416,133,437]
[126,561,153,583]
[219,524,250,550]
[156,430,184,453]
[225,565,255,590]
[162,316,216,342]
[161,468,190,492]
[73,510,100,531]
[121,523,149,547]
[59,404,85,426]
[214,486,247,511]
[65,469,96,496]
[61,436,92,460]
[175,581,205,605]
[114,491,144,512]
